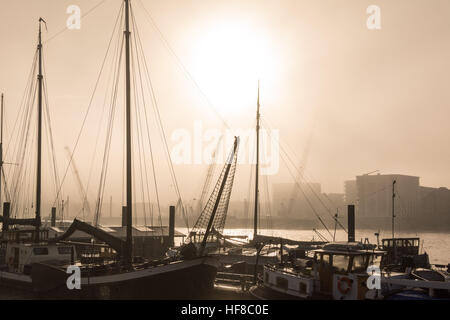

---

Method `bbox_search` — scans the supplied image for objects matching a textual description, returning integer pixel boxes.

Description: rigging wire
[93,29,124,227]
[245,131,256,231]
[42,51,63,217]
[51,3,125,209]
[107,1,341,238]
[130,4,190,230]
[130,4,164,234]
[10,62,39,218]
[261,122,333,240]
[43,0,109,45]
[85,6,125,221]
[261,117,347,233]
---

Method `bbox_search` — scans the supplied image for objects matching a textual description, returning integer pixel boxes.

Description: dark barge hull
[249,285,330,300]
[1,257,219,300]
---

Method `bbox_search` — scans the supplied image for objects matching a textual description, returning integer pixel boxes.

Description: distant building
[417,187,450,223]
[325,193,345,213]
[272,182,322,219]
[356,174,420,218]
[344,180,357,205]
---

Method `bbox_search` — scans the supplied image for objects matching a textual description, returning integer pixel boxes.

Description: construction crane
[286,130,314,217]
[65,146,92,221]
[363,170,380,176]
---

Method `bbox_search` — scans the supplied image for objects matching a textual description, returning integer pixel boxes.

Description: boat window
[276,277,288,290]
[57,247,72,255]
[368,254,382,267]
[352,255,367,273]
[33,247,49,255]
[299,282,307,294]
[322,254,331,266]
[332,255,349,273]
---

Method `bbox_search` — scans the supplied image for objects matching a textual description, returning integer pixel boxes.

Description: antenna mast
[253,81,260,240]
[35,18,46,242]
[124,0,133,266]
[392,179,396,239]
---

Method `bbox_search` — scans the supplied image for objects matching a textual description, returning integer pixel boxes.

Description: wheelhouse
[313,243,384,274]
[381,237,420,267]
[312,242,385,300]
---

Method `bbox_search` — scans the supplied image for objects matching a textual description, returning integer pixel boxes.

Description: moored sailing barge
[0,0,243,299]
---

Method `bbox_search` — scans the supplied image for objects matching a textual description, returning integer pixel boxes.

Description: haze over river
[178,228,450,265]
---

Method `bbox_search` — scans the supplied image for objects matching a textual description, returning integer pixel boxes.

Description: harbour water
[1,228,447,300]
[178,228,450,265]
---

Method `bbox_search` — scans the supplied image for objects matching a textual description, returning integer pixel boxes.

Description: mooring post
[348,205,355,242]
[2,202,10,231]
[51,207,56,227]
[169,206,175,247]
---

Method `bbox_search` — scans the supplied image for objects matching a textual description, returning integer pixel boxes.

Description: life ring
[337,276,352,295]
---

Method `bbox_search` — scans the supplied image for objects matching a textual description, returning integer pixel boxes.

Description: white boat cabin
[263,242,385,300]
[313,242,384,300]
[4,243,75,274]
[1,228,76,274]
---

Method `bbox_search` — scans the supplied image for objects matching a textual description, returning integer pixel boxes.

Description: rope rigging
[51,2,125,211]
[5,33,61,223]
[260,120,334,240]
[261,117,347,235]
[129,3,190,230]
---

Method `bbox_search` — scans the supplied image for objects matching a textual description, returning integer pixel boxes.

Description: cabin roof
[382,237,420,241]
[313,242,385,255]
[45,225,185,240]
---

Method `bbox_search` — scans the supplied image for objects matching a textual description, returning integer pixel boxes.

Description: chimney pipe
[169,206,175,247]
[51,207,56,227]
[348,205,355,242]
[2,202,10,231]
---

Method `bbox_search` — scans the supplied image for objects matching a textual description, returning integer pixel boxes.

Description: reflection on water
[178,228,450,265]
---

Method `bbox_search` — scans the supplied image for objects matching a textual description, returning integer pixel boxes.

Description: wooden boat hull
[1,257,219,299]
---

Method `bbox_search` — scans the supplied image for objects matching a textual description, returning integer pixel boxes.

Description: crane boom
[286,130,313,216]
[65,147,91,220]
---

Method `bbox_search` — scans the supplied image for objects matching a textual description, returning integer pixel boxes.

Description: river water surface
[178,228,450,265]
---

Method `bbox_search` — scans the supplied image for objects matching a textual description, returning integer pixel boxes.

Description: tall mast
[392,179,397,262]
[35,18,45,242]
[253,81,260,240]
[392,179,396,238]
[124,0,133,265]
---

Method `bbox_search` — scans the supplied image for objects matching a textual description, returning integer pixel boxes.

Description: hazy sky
[1,0,450,217]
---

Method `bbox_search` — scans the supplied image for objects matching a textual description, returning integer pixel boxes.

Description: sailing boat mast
[253,81,260,240]
[35,18,45,242]
[392,179,396,239]
[124,0,133,265]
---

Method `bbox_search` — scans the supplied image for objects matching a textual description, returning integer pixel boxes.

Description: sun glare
[189,20,280,116]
